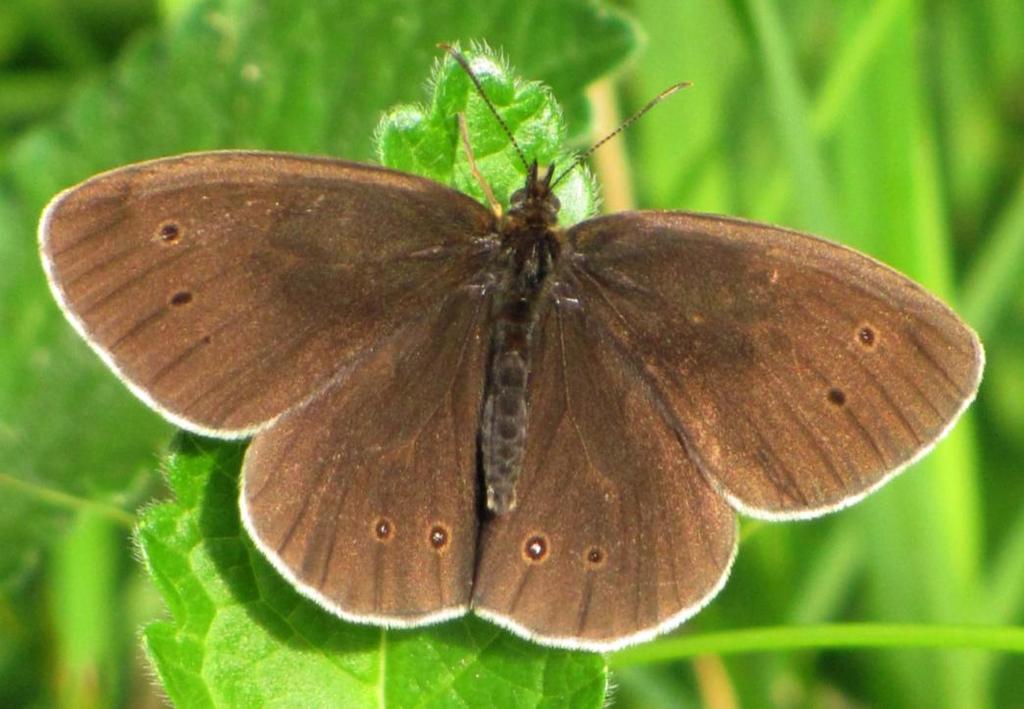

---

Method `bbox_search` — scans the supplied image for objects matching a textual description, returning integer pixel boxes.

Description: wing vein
[78,246,194,317]
[570,265,729,496]
[49,210,132,257]
[795,296,928,446]
[754,360,850,490]
[798,260,972,356]
[803,290,952,416]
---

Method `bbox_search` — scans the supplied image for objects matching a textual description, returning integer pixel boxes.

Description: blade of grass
[812,0,910,137]
[971,501,1024,696]
[741,0,837,234]
[785,519,864,625]
[747,0,907,222]
[608,624,1024,667]
[629,0,742,213]
[959,171,1024,338]
[51,510,121,708]
[0,472,136,528]
[987,504,1024,624]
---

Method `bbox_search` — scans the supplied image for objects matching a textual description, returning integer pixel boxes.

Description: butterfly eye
[509,188,527,206]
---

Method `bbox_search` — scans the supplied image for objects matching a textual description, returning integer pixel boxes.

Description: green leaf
[376,43,596,225]
[139,436,607,707]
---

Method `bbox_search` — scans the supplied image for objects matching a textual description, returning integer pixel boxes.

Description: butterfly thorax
[482,162,564,515]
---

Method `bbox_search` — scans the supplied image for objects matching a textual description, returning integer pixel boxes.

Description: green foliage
[0,0,632,613]
[138,435,606,708]
[1,0,1023,707]
[0,1,632,706]
[376,43,596,225]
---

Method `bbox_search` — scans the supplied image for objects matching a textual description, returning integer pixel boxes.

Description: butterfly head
[507,161,560,230]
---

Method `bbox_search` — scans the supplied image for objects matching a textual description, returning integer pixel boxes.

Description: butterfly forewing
[569,212,984,518]
[472,292,738,651]
[242,287,490,624]
[39,151,495,436]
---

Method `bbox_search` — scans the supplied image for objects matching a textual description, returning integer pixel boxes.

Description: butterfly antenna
[439,44,529,172]
[550,81,690,188]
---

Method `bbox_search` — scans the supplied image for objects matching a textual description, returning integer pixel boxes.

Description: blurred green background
[1,0,1022,707]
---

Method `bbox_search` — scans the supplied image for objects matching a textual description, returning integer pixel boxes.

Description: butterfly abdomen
[482,333,529,514]
[482,227,560,515]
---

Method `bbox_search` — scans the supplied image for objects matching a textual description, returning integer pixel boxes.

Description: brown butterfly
[38,49,983,651]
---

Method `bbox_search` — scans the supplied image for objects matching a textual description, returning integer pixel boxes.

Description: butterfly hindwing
[241,288,490,625]
[472,290,737,651]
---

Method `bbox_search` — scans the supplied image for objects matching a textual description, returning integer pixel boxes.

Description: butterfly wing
[39,151,496,436]
[472,294,738,651]
[568,212,984,519]
[241,288,489,625]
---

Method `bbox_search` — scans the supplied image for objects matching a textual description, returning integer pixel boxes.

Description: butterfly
[38,48,983,651]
